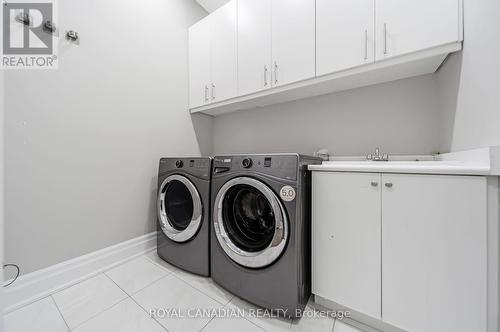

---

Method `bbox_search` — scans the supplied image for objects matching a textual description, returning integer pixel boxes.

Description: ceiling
[195,0,230,13]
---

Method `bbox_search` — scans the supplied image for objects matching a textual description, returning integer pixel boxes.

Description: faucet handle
[367,154,373,161]
[382,154,389,161]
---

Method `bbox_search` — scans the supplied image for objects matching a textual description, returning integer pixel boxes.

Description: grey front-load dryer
[157,157,212,276]
[210,154,321,318]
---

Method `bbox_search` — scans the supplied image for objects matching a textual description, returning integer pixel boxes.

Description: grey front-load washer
[157,157,212,276]
[210,154,321,317]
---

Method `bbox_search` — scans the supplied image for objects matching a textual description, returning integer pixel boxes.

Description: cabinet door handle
[385,182,393,188]
[274,61,278,85]
[204,85,209,102]
[211,83,215,100]
[383,23,388,55]
[364,29,368,60]
[370,181,378,187]
[264,65,268,87]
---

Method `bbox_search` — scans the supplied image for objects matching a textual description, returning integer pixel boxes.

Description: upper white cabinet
[189,0,463,114]
[316,0,375,76]
[238,0,315,95]
[189,17,211,109]
[188,0,237,108]
[237,0,272,96]
[312,172,382,319]
[382,174,487,332]
[376,0,463,60]
[210,0,238,102]
[271,0,316,86]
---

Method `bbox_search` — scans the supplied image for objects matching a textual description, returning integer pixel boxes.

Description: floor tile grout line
[7,252,158,315]
[128,293,170,332]
[103,271,169,332]
[197,296,249,331]
[198,315,217,331]
[70,295,130,331]
[58,252,156,294]
[102,272,134,298]
[6,273,129,330]
[224,298,284,332]
[132,271,232,332]
[10,272,106,314]
[4,294,54,317]
[170,272,234,306]
[129,273,171,297]
[143,252,235,306]
[58,272,130,330]
[50,295,71,331]
[199,298,262,332]
[105,261,224,332]
[104,267,171,297]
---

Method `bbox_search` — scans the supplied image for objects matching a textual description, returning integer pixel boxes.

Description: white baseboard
[2,232,157,314]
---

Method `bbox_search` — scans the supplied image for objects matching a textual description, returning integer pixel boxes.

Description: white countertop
[308,147,500,176]
[308,160,490,175]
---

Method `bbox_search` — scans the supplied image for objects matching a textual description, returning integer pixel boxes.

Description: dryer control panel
[159,157,212,179]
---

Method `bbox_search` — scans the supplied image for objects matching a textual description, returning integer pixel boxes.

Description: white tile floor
[4,251,365,332]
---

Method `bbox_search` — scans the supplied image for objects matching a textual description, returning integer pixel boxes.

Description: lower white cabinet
[312,172,487,332]
[381,174,487,332]
[312,172,382,319]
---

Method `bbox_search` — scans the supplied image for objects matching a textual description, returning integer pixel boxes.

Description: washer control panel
[213,155,298,180]
[241,157,253,168]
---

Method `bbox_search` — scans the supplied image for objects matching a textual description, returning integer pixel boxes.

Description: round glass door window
[157,175,202,243]
[223,184,276,252]
[213,177,288,268]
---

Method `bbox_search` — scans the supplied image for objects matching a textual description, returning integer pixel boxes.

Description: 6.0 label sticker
[280,186,296,202]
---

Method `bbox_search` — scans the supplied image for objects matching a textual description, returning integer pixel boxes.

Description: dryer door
[213,177,289,268]
[157,175,202,243]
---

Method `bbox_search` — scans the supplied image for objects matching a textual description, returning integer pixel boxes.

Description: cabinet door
[312,172,382,319]
[316,0,375,76]
[189,17,211,109]
[271,0,315,86]
[238,0,272,96]
[382,174,487,332]
[376,0,462,60]
[210,0,238,102]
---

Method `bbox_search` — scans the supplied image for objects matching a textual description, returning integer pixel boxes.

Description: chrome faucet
[366,147,389,161]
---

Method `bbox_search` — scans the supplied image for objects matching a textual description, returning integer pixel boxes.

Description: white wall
[4,0,208,275]
[213,74,441,156]
[437,0,500,152]
[1,68,5,313]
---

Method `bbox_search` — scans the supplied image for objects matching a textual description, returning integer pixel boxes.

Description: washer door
[213,177,288,268]
[157,175,202,243]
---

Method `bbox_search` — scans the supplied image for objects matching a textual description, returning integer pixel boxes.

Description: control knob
[242,158,253,168]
